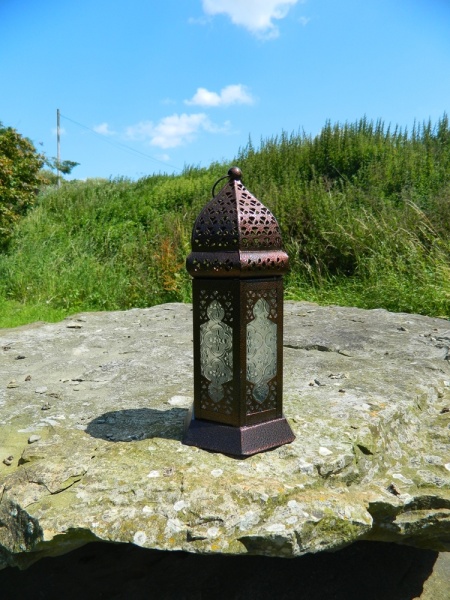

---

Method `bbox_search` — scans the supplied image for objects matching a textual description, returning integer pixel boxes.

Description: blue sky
[1,0,449,180]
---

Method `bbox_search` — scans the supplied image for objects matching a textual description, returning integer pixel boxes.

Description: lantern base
[182,413,295,457]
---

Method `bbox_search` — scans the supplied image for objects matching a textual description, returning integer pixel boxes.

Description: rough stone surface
[0,302,449,570]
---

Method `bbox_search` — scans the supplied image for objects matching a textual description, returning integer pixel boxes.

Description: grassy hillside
[1,116,449,327]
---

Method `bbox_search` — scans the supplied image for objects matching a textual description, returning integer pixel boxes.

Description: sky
[0,0,449,181]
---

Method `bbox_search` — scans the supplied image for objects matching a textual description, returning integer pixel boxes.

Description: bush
[0,115,449,326]
[0,124,45,248]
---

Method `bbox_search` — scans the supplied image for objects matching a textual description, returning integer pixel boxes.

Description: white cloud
[188,16,210,26]
[93,122,116,136]
[299,16,310,26]
[157,153,171,162]
[125,113,228,149]
[185,84,255,107]
[202,0,299,39]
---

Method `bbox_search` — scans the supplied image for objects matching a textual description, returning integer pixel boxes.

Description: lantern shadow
[85,407,188,443]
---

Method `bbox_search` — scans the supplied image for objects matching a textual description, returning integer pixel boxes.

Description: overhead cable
[60,113,182,172]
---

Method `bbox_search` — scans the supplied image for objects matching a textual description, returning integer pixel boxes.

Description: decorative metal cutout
[190,255,237,275]
[200,299,233,411]
[246,379,277,415]
[246,297,277,405]
[245,287,279,415]
[240,252,287,273]
[199,289,234,325]
[187,176,289,278]
[192,187,239,251]
[237,187,282,249]
[191,181,283,252]
[245,288,278,323]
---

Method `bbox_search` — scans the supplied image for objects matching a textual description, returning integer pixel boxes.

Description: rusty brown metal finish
[183,415,295,458]
[186,169,289,279]
[192,277,284,428]
[186,249,289,278]
[183,167,295,456]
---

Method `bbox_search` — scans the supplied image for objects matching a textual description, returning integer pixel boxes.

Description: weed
[0,116,449,327]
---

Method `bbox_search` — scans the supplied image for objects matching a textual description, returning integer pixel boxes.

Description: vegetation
[0,115,449,327]
[0,124,79,251]
[43,157,80,184]
[0,124,46,249]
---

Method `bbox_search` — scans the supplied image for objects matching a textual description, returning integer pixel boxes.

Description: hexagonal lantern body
[182,168,295,457]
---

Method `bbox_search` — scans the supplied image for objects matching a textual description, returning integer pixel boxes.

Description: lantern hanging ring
[211,166,243,198]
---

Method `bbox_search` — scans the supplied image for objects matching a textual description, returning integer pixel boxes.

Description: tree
[44,157,80,181]
[0,123,45,248]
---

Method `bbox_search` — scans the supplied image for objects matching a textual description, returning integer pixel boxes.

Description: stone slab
[0,302,449,569]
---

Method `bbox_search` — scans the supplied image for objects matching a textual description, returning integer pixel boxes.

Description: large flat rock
[0,302,449,569]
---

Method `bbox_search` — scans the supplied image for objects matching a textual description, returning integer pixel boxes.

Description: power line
[59,112,182,173]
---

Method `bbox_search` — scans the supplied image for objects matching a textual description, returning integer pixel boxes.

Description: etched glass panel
[200,300,233,402]
[246,298,277,404]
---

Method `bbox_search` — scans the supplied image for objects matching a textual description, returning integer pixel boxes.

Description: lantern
[182,167,295,456]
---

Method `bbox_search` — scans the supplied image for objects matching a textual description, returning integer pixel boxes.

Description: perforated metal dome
[186,168,289,278]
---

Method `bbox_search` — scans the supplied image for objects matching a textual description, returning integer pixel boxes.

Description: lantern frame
[183,167,295,456]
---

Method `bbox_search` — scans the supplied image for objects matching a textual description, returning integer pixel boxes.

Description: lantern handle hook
[211,166,243,198]
[211,175,229,198]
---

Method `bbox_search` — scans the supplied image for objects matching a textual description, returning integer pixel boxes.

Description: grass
[0,296,68,328]
[0,115,449,328]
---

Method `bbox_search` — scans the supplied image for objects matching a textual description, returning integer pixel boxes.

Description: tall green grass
[0,116,449,327]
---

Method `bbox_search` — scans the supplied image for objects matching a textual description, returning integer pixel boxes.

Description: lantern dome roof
[186,168,289,278]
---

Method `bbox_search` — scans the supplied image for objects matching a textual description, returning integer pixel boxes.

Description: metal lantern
[183,167,295,456]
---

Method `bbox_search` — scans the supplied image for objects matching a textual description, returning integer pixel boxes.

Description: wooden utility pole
[57,108,61,188]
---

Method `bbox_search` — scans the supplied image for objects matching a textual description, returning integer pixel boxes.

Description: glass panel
[200,300,233,402]
[247,298,277,403]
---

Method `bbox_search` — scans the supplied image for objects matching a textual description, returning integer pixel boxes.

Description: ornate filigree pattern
[199,289,234,325]
[192,186,239,251]
[246,380,277,415]
[190,255,237,275]
[240,252,288,273]
[200,300,233,403]
[200,378,234,415]
[245,288,278,323]
[237,185,282,249]
[245,290,278,415]
[246,298,277,403]
[187,250,288,276]
[191,181,283,253]
[198,292,234,415]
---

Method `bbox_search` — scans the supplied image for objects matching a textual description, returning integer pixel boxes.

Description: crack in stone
[284,343,352,357]
[21,465,87,497]
[285,343,336,352]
